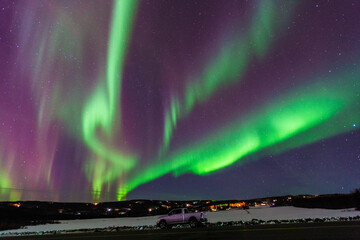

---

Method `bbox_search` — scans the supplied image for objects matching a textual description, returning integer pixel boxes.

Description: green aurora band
[161,0,297,155]
[0,158,19,201]
[81,0,138,199]
[118,70,360,200]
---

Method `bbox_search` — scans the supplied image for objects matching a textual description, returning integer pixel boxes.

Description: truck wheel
[189,218,198,228]
[159,220,168,229]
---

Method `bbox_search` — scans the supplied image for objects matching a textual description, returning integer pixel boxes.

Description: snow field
[0,206,359,236]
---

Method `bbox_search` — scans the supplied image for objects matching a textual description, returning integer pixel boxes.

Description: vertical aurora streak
[82,0,138,199]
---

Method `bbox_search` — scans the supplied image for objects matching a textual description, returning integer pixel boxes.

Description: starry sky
[0,0,359,202]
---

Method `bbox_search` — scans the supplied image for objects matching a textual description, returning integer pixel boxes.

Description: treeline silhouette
[293,190,360,210]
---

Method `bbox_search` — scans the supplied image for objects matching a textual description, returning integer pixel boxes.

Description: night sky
[0,0,359,202]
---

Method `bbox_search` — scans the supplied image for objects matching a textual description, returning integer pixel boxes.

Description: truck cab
[167,208,190,224]
[157,208,207,229]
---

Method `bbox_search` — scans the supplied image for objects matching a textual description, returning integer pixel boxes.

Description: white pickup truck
[157,208,207,229]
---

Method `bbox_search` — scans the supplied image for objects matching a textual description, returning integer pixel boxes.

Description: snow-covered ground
[1,206,359,236]
[206,206,359,222]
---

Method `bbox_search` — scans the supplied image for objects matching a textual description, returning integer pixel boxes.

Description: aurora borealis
[0,0,359,202]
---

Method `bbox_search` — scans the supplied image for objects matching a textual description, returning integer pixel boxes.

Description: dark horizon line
[0,191,356,204]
